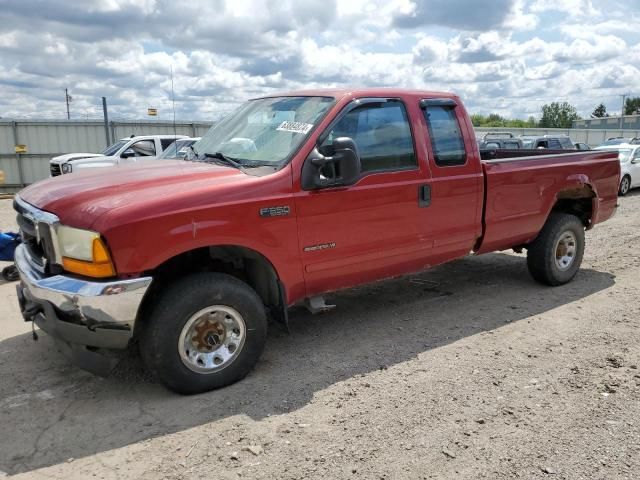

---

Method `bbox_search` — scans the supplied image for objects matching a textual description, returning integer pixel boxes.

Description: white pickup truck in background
[49,134,188,176]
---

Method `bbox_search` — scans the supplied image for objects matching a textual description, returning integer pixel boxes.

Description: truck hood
[68,154,120,165]
[18,160,258,229]
[51,153,103,163]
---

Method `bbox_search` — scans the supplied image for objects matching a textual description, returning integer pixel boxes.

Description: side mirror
[121,148,136,158]
[301,137,361,190]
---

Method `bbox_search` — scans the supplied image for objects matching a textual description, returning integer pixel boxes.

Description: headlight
[57,226,116,278]
[61,163,73,174]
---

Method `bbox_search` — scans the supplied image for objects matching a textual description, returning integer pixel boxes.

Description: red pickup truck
[14,88,620,394]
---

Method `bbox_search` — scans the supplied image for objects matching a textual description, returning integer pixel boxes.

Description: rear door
[418,98,484,260]
[294,97,435,296]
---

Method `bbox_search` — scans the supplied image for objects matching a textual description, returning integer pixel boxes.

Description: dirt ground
[0,193,639,480]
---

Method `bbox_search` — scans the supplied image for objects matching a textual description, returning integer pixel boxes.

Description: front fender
[101,206,306,304]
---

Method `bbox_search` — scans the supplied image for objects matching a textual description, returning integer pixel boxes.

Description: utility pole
[65,88,71,119]
[102,97,110,147]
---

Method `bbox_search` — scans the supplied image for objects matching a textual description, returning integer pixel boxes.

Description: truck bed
[476,150,620,254]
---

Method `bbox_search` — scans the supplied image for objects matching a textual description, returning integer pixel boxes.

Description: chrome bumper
[15,243,152,350]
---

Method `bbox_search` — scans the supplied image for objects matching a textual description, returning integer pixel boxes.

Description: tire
[140,272,267,394]
[619,175,631,196]
[2,265,19,282]
[526,213,585,286]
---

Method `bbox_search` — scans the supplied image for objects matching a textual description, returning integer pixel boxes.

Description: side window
[504,141,520,149]
[321,101,416,173]
[422,105,466,166]
[548,138,562,149]
[536,140,548,149]
[130,140,156,157]
[559,137,573,149]
[633,149,640,160]
[161,138,176,150]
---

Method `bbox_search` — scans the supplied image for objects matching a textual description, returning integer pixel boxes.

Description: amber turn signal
[62,238,116,278]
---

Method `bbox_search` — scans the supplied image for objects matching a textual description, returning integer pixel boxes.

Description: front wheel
[526,213,585,286]
[619,175,631,196]
[140,272,267,394]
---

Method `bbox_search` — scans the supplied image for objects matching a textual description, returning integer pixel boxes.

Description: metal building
[0,119,214,192]
[573,115,640,130]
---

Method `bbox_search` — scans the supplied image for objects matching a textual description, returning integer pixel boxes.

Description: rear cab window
[421,102,467,167]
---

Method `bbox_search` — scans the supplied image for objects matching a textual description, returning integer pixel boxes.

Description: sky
[0,0,639,121]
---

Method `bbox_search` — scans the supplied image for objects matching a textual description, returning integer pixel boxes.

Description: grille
[50,163,62,176]
[13,198,60,274]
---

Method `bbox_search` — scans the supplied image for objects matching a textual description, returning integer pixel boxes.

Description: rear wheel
[619,175,631,196]
[526,213,585,286]
[140,272,267,394]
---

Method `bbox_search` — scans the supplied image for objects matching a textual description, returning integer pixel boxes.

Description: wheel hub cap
[178,306,246,373]
[554,231,577,271]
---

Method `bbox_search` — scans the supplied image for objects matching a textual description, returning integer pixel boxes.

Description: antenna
[171,65,177,140]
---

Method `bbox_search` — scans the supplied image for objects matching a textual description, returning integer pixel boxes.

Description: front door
[294,98,434,296]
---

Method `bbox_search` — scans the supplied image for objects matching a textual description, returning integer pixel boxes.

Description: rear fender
[553,174,598,230]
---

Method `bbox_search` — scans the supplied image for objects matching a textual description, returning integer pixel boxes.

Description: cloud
[0,0,637,121]
[552,35,627,64]
[530,0,600,17]
[393,0,515,30]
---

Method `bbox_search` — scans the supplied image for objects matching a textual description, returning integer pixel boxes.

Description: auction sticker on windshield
[276,121,314,134]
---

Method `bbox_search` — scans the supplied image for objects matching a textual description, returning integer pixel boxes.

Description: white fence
[0,119,214,191]
[474,127,640,146]
[1,120,638,192]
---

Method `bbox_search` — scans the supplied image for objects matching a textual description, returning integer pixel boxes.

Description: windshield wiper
[202,152,244,170]
[188,144,199,157]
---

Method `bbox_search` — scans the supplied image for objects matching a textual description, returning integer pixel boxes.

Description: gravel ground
[0,193,639,479]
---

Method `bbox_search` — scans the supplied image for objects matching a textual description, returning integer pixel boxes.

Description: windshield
[101,140,127,156]
[189,96,335,166]
[159,139,197,159]
[599,139,627,147]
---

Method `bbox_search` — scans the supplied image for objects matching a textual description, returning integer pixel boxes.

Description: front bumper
[15,243,152,371]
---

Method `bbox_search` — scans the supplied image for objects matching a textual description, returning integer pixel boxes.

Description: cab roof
[118,134,188,141]
[258,88,459,101]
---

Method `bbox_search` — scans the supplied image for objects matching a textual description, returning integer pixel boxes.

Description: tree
[539,102,580,128]
[624,97,640,115]
[591,104,608,118]
[470,113,485,127]
[470,113,538,128]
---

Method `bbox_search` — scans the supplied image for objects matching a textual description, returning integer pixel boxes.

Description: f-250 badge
[259,206,290,217]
